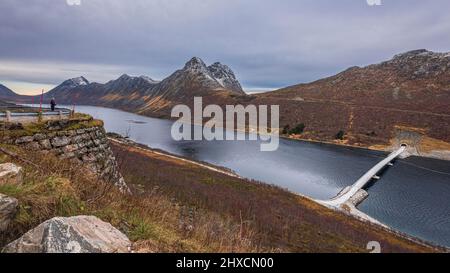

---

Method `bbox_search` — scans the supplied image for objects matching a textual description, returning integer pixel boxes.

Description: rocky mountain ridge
[4,57,244,115]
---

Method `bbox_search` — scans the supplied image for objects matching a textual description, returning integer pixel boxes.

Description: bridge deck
[319,145,407,207]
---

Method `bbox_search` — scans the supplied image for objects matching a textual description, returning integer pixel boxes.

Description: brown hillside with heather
[243,95,450,147]
[250,50,450,148]
[265,50,450,114]
[1,133,439,252]
[109,138,439,253]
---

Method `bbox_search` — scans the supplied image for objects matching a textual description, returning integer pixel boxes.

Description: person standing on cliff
[50,97,56,112]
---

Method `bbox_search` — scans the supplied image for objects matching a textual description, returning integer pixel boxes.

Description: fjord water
[72,105,450,247]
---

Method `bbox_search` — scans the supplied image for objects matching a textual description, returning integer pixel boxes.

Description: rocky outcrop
[0,194,18,232]
[2,216,131,253]
[0,163,22,185]
[385,49,450,79]
[207,62,243,93]
[0,121,128,191]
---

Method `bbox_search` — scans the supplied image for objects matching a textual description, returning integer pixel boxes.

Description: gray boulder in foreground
[0,193,19,232]
[2,216,131,253]
[0,163,22,185]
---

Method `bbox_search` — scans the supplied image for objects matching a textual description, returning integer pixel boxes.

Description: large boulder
[2,216,131,253]
[0,194,18,232]
[0,163,22,185]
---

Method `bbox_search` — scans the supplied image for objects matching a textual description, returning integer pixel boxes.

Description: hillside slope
[1,134,440,253]
[264,49,450,115]
[249,49,450,149]
[110,137,440,253]
[0,84,17,101]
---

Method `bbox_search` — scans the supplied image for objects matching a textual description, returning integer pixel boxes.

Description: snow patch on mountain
[62,76,90,88]
[207,62,243,93]
[112,74,159,85]
[72,76,89,86]
[182,57,244,94]
[139,76,160,84]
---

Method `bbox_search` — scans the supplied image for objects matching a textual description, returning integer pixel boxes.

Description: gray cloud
[1,0,450,93]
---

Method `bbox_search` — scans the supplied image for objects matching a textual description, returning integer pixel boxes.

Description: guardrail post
[59,110,63,120]
[6,111,11,122]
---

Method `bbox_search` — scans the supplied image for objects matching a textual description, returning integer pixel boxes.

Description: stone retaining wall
[0,121,127,191]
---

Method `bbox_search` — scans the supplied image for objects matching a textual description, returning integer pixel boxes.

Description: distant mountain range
[1,50,449,149]
[3,57,244,117]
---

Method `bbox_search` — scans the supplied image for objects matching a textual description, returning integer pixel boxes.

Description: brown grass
[0,139,440,253]
[0,144,260,252]
[419,137,450,153]
[110,141,439,253]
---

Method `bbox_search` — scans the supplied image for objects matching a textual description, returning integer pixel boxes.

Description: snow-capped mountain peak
[71,76,89,86]
[207,62,243,93]
[179,57,244,94]
[184,57,207,70]
[139,75,159,84]
[74,76,89,84]
[61,76,89,88]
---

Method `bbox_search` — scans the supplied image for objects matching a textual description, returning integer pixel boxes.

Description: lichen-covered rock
[51,136,70,147]
[0,163,22,185]
[25,141,41,151]
[0,194,18,232]
[39,139,52,150]
[62,144,79,153]
[33,134,47,141]
[2,216,131,253]
[15,136,34,144]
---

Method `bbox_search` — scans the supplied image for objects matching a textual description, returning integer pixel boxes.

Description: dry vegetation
[110,140,438,253]
[0,139,439,253]
[0,144,260,252]
[0,113,102,139]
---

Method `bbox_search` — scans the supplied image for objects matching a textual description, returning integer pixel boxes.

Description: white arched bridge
[319,144,407,208]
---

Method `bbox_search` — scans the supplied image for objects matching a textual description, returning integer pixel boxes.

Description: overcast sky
[1,0,450,95]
